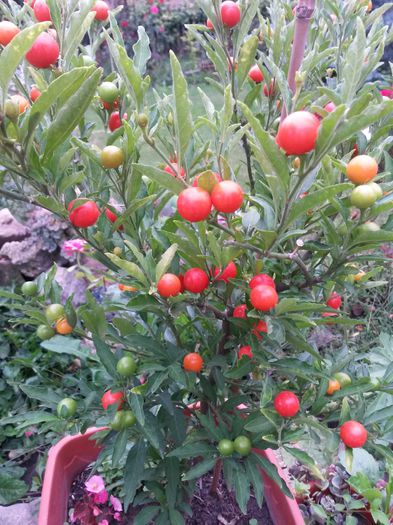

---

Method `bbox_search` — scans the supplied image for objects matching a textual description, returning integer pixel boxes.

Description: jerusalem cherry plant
[1,0,393,521]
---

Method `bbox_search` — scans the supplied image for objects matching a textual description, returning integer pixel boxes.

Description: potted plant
[0,0,393,522]
[38,427,305,525]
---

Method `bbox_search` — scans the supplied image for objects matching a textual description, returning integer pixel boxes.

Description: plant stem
[209,458,222,496]
[281,0,316,121]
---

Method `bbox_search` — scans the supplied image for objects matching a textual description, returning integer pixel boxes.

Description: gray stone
[0,498,40,525]
[0,258,22,285]
[0,209,29,248]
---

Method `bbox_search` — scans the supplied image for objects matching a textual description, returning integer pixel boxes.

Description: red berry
[211,181,243,213]
[68,200,99,228]
[252,320,267,340]
[263,80,275,97]
[92,0,109,21]
[164,163,185,178]
[250,285,278,311]
[33,0,51,21]
[274,391,300,417]
[206,18,214,29]
[238,345,253,359]
[29,86,41,102]
[248,64,264,83]
[340,420,367,448]
[105,208,123,230]
[249,273,275,290]
[0,21,20,46]
[220,1,241,28]
[326,292,342,310]
[213,261,237,283]
[25,33,59,69]
[233,304,247,319]
[183,352,203,372]
[324,102,336,113]
[108,111,127,132]
[178,273,185,293]
[101,390,124,411]
[183,268,209,294]
[101,98,119,111]
[276,111,320,156]
[157,273,182,298]
[177,187,212,222]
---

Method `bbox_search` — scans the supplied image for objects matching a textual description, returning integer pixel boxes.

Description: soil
[69,467,274,525]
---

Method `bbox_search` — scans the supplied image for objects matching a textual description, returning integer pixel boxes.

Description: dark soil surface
[69,467,274,525]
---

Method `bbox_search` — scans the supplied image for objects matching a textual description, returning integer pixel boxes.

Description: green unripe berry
[57,398,77,419]
[21,281,38,297]
[116,356,137,377]
[233,435,252,456]
[217,439,235,456]
[36,325,55,340]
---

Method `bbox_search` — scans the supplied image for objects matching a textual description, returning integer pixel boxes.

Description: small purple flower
[85,475,105,494]
[114,512,122,521]
[150,5,159,14]
[120,20,129,28]
[110,495,122,512]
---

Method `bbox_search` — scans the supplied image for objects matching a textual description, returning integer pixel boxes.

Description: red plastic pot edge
[38,427,304,525]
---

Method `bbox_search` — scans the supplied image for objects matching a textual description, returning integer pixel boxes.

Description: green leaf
[0,410,58,427]
[133,163,186,195]
[168,441,214,459]
[106,38,144,110]
[237,35,259,88]
[63,8,96,66]
[40,336,91,360]
[252,452,292,498]
[25,67,93,145]
[140,412,165,456]
[165,457,180,509]
[245,457,264,508]
[234,465,250,514]
[285,183,352,226]
[0,22,50,94]
[155,244,178,282]
[170,51,193,171]
[130,393,145,426]
[224,358,254,379]
[105,253,148,286]
[133,26,151,75]
[43,68,102,162]
[183,458,216,481]
[0,473,27,505]
[124,440,147,510]
[239,101,289,198]
[134,506,160,525]
[283,446,323,479]
[341,18,366,102]
[92,336,117,377]
[112,429,129,468]
[19,385,61,406]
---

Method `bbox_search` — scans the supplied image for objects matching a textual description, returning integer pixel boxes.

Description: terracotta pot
[38,427,305,525]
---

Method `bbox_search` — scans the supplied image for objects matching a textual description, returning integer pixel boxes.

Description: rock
[0,209,29,248]
[0,498,40,525]
[0,258,22,285]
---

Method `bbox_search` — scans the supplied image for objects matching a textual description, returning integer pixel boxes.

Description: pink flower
[150,5,159,14]
[380,89,393,99]
[158,24,165,33]
[114,513,122,521]
[85,475,105,494]
[94,489,108,504]
[110,495,122,512]
[93,506,102,517]
[62,238,87,256]
[120,20,129,28]
[99,520,109,525]
[24,429,35,437]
